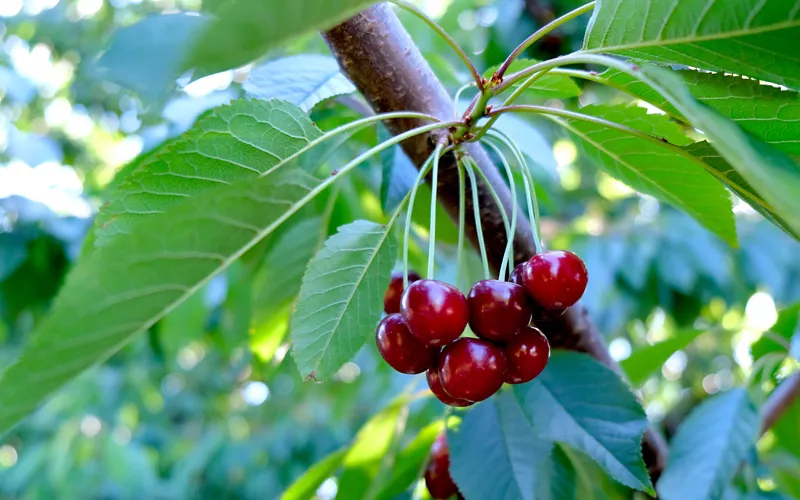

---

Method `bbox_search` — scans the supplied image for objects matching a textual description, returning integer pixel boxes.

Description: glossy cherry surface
[426,367,473,408]
[510,262,527,287]
[375,314,437,374]
[438,338,507,402]
[521,250,588,310]
[504,326,550,384]
[425,433,459,499]
[384,270,421,314]
[400,279,469,346]
[468,279,531,342]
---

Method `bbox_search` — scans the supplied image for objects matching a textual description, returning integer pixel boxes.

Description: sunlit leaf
[621,329,704,387]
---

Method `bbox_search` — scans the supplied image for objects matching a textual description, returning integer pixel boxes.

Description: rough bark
[322,2,667,481]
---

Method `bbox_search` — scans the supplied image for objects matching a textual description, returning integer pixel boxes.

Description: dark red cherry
[425,433,459,499]
[426,367,473,408]
[468,279,531,342]
[400,279,469,347]
[375,314,437,374]
[384,270,421,314]
[510,262,527,287]
[438,338,507,402]
[504,326,550,384]
[521,250,588,310]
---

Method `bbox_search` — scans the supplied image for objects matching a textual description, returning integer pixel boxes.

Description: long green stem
[452,83,476,120]
[479,141,518,279]
[389,0,484,90]
[427,143,445,279]
[404,152,439,287]
[494,1,596,81]
[463,160,491,280]
[455,157,466,286]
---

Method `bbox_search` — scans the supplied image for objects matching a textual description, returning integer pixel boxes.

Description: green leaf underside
[290,220,396,380]
[486,59,582,99]
[584,0,800,90]
[514,351,653,494]
[0,169,319,435]
[621,329,705,387]
[243,55,356,112]
[280,447,348,500]
[560,104,737,246]
[657,389,760,500]
[685,141,800,241]
[187,0,380,77]
[600,69,800,156]
[375,420,444,499]
[97,99,322,246]
[449,390,552,500]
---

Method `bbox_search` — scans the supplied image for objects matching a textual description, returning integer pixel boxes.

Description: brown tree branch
[322,3,667,482]
[761,371,800,435]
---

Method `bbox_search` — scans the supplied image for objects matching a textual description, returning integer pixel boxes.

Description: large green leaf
[243,55,356,112]
[374,420,444,499]
[290,220,396,380]
[486,59,582,99]
[0,169,319,435]
[559,104,737,246]
[658,389,760,500]
[599,69,800,156]
[188,0,379,76]
[98,99,322,246]
[584,0,800,90]
[448,390,553,500]
[281,448,348,500]
[621,329,705,387]
[514,351,653,494]
[537,445,580,500]
[685,141,800,241]
[751,303,800,380]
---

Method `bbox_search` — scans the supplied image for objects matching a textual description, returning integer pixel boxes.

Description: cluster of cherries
[376,250,588,407]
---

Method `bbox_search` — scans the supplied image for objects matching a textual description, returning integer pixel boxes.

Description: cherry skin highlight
[375,314,437,374]
[468,279,531,342]
[426,367,473,408]
[384,270,421,314]
[504,326,550,384]
[510,262,527,287]
[400,279,469,347]
[425,433,460,499]
[522,250,588,310]
[438,338,507,402]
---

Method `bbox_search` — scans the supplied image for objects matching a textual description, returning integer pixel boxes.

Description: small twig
[760,371,800,435]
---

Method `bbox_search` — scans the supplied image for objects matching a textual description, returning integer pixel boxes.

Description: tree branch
[761,371,800,435]
[322,2,667,481]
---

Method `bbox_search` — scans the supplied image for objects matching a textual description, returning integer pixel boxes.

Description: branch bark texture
[322,2,667,481]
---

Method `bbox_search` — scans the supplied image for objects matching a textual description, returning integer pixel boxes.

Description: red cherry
[521,250,588,310]
[438,338,507,402]
[504,326,550,384]
[468,279,531,342]
[512,262,567,321]
[384,270,421,314]
[510,262,527,287]
[426,367,473,408]
[400,279,469,347]
[425,433,459,499]
[375,314,437,374]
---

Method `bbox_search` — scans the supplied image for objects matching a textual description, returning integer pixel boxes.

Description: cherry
[468,279,531,342]
[384,270,421,314]
[438,338,507,402]
[504,326,550,384]
[400,279,469,347]
[425,433,459,499]
[426,367,473,407]
[521,250,588,310]
[512,262,566,321]
[510,262,527,287]
[375,314,437,374]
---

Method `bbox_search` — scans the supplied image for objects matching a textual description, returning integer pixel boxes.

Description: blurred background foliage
[0,0,798,498]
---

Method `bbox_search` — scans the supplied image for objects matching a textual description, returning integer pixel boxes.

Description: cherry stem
[455,155,466,287]
[480,142,518,279]
[427,143,446,280]
[388,0,484,91]
[494,1,596,81]
[403,151,439,289]
[463,159,492,280]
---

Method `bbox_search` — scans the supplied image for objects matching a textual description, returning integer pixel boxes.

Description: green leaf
[621,329,704,387]
[448,390,553,500]
[375,420,444,499]
[0,169,319,435]
[486,59,582,99]
[243,55,356,113]
[559,104,737,246]
[584,0,800,90]
[290,220,396,379]
[379,125,418,213]
[97,99,322,246]
[600,69,800,156]
[537,445,580,500]
[657,389,760,500]
[751,303,800,379]
[281,447,348,500]
[514,351,653,494]
[685,141,800,241]
[188,0,379,77]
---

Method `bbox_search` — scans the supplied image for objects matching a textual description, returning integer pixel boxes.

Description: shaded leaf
[751,303,800,379]
[375,420,444,499]
[621,329,704,387]
[281,448,348,500]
